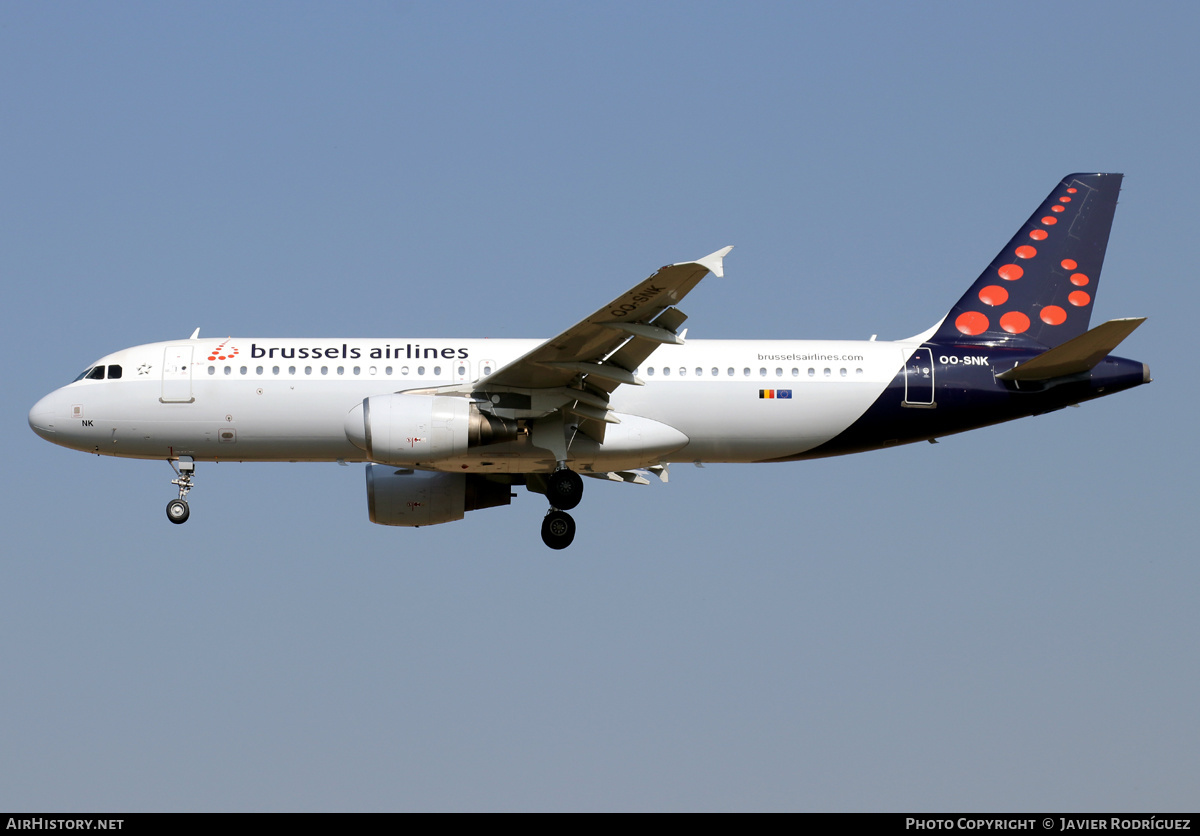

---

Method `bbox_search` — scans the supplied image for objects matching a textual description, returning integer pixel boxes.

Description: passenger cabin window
[647,367,655,376]
[743,368,750,377]
[208,366,216,375]
[224,366,232,375]
[107,365,122,379]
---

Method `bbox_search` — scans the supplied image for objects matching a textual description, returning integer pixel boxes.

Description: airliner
[28,173,1149,548]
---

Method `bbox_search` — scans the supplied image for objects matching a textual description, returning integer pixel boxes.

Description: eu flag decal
[758,390,792,399]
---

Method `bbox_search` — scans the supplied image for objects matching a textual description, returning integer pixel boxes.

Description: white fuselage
[29,337,916,472]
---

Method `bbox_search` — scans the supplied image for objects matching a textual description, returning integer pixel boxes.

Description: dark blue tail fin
[931,173,1122,349]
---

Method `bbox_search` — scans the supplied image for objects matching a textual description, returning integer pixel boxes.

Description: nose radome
[28,393,59,440]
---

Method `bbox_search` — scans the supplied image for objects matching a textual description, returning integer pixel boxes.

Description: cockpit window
[86,366,105,380]
[73,367,94,382]
[107,364,122,379]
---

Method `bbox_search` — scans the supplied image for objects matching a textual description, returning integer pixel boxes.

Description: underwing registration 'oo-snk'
[29,174,1150,548]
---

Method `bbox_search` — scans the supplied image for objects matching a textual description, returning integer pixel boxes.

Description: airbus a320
[29,173,1149,549]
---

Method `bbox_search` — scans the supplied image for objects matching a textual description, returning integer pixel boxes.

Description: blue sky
[2,1,1197,811]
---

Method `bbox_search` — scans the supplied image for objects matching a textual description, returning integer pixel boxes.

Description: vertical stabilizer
[931,173,1122,349]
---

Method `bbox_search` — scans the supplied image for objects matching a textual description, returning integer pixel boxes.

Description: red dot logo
[1060,196,1072,203]
[955,311,989,335]
[1000,311,1030,334]
[1052,204,1065,213]
[1067,187,1077,193]
[1061,259,1078,270]
[978,285,1009,306]
[1015,245,1037,259]
[1041,306,1067,325]
[207,339,239,363]
[998,264,1024,281]
[1041,216,1057,225]
[1029,229,1048,241]
[1068,291,1091,306]
[1070,273,1089,286]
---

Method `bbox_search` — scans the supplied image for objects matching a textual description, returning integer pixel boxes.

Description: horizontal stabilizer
[996,317,1146,381]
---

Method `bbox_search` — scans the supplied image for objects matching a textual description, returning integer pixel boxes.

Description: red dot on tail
[1070,273,1089,286]
[1015,245,1037,259]
[1042,216,1057,225]
[1069,291,1091,306]
[1067,187,1077,193]
[1060,196,1072,203]
[1041,306,1067,325]
[1029,229,1048,241]
[978,285,1009,306]
[1000,311,1030,334]
[1061,259,1077,270]
[955,311,989,335]
[1052,204,1065,213]
[998,264,1024,281]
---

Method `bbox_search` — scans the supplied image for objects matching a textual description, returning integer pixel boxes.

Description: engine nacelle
[365,465,512,527]
[345,394,518,465]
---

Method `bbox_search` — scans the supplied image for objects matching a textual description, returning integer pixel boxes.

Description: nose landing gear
[166,458,195,525]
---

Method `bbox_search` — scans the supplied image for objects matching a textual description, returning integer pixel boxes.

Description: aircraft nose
[28,392,61,440]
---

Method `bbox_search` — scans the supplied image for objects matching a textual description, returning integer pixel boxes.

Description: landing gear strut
[167,459,195,525]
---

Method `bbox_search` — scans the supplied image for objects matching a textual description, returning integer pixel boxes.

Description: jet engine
[365,465,513,527]
[345,394,518,465]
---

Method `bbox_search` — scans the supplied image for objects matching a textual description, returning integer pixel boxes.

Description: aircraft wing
[463,246,731,443]
[482,246,732,391]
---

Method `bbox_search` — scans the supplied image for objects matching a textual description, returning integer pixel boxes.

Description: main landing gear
[540,466,584,549]
[166,459,195,525]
